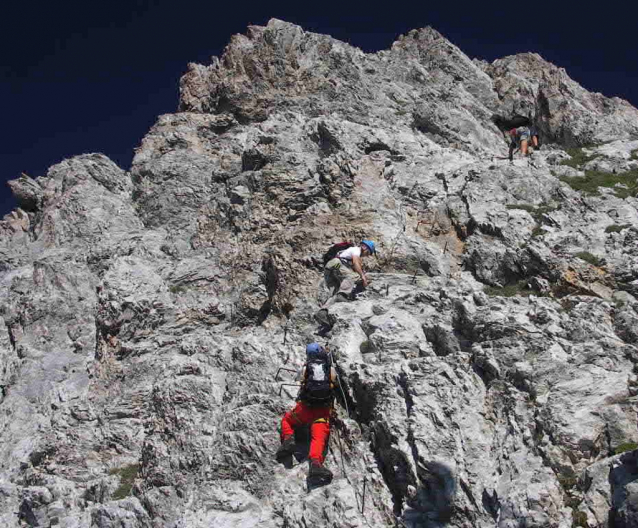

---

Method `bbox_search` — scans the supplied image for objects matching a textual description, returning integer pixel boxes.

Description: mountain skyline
[2,1,637,216]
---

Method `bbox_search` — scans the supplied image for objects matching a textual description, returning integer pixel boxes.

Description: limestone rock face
[484,53,638,146]
[1,18,638,528]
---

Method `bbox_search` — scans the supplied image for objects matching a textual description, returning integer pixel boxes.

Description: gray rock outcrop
[1,18,638,528]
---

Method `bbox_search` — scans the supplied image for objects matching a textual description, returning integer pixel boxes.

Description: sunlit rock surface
[1,19,638,528]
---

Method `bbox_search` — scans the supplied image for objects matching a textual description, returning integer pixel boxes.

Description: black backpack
[322,241,354,265]
[300,355,333,406]
[492,114,531,131]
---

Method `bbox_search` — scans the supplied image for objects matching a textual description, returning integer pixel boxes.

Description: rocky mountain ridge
[1,18,638,528]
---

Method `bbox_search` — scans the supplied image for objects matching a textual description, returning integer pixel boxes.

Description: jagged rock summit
[1,18,638,528]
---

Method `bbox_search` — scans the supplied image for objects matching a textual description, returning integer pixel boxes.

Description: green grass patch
[109,464,139,500]
[507,203,561,238]
[531,226,545,237]
[557,474,578,491]
[169,284,188,294]
[560,168,638,198]
[631,149,638,161]
[506,203,560,220]
[605,224,631,233]
[614,442,638,455]
[574,251,603,267]
[560,147,597,169]
[484,280,537,297]
[360,340,372,354]
[565,497,581,509]
[614,299,626,310]
[506,204,537,214]
[572,510,588,527]
[536,204,561,215]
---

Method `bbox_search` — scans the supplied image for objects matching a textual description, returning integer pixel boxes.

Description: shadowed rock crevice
[373,431,417,517]
[609,450,638,526]
[312,121,343,155]
[397,372,415,416]
[349,373,382,427]
[481,488,500,520]
[363,142,399,156]
[347,372,418,518]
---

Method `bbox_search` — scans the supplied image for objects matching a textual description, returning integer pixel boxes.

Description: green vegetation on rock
[557,474,578,491]
[169,284,188,294]
[506,203,560,218]
[560,147,597,169]
[614,442,638,455]
[560,168,638,198]
[109,464,139,500]
[506,203,560,238]
[572,510,589,527]
[605,224,631,233]
[574,252,603,267]
[506,204,537,214]
[531,226,545,238]
[558,147,638,198]
[485,281,537,297]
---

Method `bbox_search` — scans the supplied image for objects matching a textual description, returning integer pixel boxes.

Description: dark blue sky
[2,0,637,217]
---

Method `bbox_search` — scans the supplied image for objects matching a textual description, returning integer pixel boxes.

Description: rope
[327,348,375,527]
[334,419,347,477]
[329,348,350,419]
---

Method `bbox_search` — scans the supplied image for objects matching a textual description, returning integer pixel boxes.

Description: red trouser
[281,401,331,464]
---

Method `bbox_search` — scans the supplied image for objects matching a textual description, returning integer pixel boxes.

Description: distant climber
[315,240,376,327]
[506,125,540,161]
[491,114,540,161]
[275,343,338,485]
[323,239,376,302]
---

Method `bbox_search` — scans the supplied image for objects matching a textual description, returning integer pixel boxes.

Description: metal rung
[278,383,301,396]
[275,367,297,381]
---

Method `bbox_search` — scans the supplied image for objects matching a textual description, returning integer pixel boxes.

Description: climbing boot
[314,308,331,326]
[275,437,296,462]
[308,460,333,485]
[334,292,350,303]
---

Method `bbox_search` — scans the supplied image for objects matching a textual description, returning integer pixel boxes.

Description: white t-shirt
[337,246,361,266]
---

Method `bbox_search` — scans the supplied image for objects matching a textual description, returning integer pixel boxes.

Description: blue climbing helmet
[361,240,376,255]
[306,342,327,359]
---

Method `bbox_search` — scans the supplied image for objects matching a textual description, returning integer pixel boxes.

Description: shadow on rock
[404,460,457,524]
[276,428,312,469]
[306,474,332,493]
[609,449,638,527]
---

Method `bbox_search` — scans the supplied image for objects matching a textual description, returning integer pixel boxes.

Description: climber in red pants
[276,343,338,484]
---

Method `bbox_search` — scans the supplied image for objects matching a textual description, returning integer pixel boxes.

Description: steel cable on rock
[328,349,374,526]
